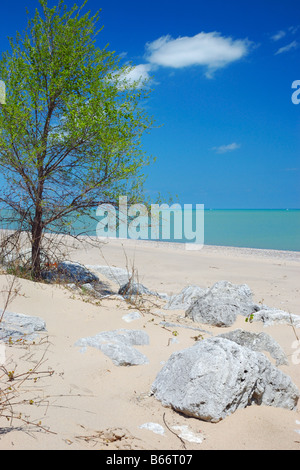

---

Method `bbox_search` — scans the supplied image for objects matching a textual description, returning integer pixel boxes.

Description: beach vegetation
[0,0,154,280]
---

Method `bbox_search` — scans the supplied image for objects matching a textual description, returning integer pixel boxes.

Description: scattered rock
[171,425,204,444]
[185,280,259,327]
[87,265,170,300]
[218,328,288,366]
[118,281,156,297]
[157,292,170,301]
[0,311,46,342]
[86,265,131,286]
[139,422,165,435]
[251,307,300,328]
[42,261,99,284]
[75,329,149,366]
[151,337,299,422]
[80,282,113,298]
[122,312,142,323]
[165,285,207,310]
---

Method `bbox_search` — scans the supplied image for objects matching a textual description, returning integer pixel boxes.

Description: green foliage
[0,0,154,277]
[245,313,254,323]
[0,81,5,104]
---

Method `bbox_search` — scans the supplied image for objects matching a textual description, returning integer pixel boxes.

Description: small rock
[0,311,46,342]
[139,422,165,435]
[118,281,156,297]
[251,307,300,328]
[172,425,204,444]
[86,265,130,286]
[122,312,142,323]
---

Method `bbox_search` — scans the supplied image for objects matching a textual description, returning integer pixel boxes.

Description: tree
[0,0,154,279]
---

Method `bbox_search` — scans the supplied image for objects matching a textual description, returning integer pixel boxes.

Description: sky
[0,0,299,209]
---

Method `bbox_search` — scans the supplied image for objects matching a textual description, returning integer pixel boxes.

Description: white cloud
[111,64,152,89]
[271,30,286,41]
[288,25,299,35]
[275,40,299,55]
[145,32,252,77]
[271,26,299,42]
[122,64,152,84]
[212,142,241,154]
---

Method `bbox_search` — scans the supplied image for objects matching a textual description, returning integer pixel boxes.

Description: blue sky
[0,0,299,208]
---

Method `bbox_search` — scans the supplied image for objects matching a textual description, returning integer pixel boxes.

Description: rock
[80,282,113,298]
[87,265,169,300]
[218,329,288,366]
[118,281,156,297]
[251,308,300,328]
[0,311,46,342]
[139,422,165,435]
[122,312,142,323]
[185,280,259,327]
[99,342,148,367]
[86,265,130,286]
[75,329,149,366]
[164,285,207,310]
[151,337,299,422]
[157,292,170,301]
[80,283,101,295]
[171,425,204,444]
[42,261,99,284]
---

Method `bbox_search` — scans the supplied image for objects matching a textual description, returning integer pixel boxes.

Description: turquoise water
[203,209,300,252]
[1,208,300,252]
[78,208,300,252]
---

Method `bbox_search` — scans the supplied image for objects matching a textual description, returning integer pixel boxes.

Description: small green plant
[191,334,204,341]
[245,313,254,323]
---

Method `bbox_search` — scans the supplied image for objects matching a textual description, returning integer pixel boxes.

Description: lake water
[1,208,300,252]
[80,208,300,252]
[202,209,300,252]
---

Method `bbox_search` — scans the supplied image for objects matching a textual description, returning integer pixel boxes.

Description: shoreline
[77,235,300,262]
[1,228,300,262]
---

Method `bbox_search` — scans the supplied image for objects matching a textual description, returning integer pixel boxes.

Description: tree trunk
[32,150,45,280]
[31,206,43,280]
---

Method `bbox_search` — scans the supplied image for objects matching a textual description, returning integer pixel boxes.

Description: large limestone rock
[185,280,259,327]
[151,337,299,422]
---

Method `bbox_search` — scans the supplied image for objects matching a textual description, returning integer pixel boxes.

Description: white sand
[0,237,299,450]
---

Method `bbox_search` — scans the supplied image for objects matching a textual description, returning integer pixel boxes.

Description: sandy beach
[0,237,299,450]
